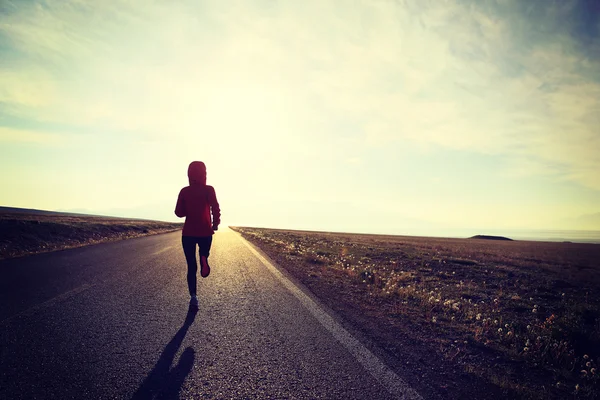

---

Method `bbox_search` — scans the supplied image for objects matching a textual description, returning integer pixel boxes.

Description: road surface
[0,229,422,399]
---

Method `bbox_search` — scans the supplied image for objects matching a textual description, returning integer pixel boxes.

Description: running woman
[175,161,221,309]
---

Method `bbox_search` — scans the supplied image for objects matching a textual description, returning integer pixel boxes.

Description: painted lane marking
[152,245,174,256]
[237,234,423,400]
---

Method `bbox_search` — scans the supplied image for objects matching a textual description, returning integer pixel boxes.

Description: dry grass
[232,226,600,399]
[0,211,183,260]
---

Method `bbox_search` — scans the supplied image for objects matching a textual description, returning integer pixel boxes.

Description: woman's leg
[182,236,198,296]
[198,236,213,258]
[198,236,213,278]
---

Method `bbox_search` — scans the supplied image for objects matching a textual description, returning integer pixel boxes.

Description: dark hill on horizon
[469,235,513,241]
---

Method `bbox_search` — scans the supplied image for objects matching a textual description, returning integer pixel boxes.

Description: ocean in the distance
[481,229,600,244]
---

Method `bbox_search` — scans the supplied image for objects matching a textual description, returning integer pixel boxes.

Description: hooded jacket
[175,161,221,236]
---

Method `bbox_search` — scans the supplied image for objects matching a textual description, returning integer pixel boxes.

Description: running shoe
[200,256,211,278]
[190,295,199,308]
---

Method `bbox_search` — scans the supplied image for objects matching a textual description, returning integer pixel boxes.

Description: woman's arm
[174,189,186,218]
[209,186,221,229]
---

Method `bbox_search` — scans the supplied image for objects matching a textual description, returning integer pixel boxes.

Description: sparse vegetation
[232,226,600,399]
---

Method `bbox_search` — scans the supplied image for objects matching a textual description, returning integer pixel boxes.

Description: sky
[1,0,599,236]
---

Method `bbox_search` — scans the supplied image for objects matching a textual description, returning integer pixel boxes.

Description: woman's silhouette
[175,161,220,309]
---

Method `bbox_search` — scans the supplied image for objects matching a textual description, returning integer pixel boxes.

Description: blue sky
[1,0,599,234]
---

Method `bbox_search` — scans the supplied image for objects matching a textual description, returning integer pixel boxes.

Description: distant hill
[469,235,513,241]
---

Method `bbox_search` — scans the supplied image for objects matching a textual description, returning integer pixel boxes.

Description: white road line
[236,234,423,400]
[0,283,95,325]
[152,245,174,256]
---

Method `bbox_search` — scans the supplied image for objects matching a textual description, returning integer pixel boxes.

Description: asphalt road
[0,229,422,399]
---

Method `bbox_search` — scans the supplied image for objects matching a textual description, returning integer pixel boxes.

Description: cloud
[299,0,600,189]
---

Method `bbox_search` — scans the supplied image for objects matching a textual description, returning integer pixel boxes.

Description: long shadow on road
[132,307,198,400]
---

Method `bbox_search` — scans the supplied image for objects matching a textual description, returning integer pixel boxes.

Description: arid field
[231,227,600,399]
